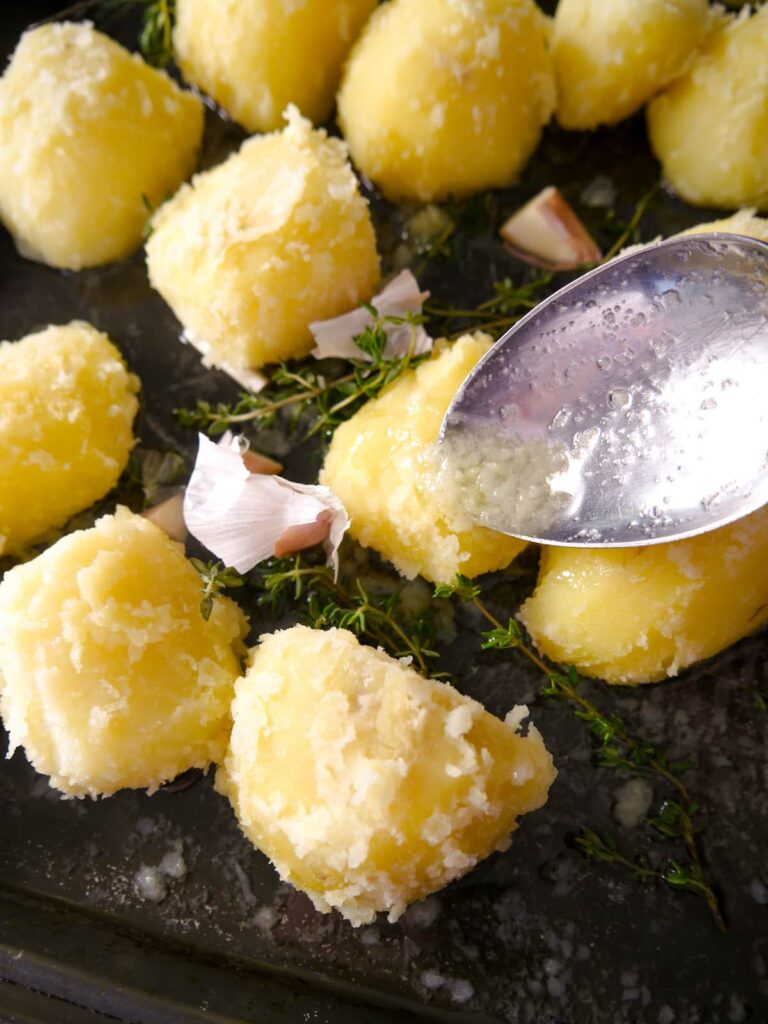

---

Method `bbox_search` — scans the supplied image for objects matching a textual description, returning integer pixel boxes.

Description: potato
[320,334,527,583]
[218,625,556,925]
[0,508,248,797]
[679,208,768,245]
[520,507,768,686]
[0,22,203,270]
[174,0,377,133]
[0,322,139,556]
[146,107,380,373]
[337,0,555,202]
[647,6,768,211]
[552,0,712,130]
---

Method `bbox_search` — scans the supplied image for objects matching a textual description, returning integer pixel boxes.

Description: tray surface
[1,4,767,1023]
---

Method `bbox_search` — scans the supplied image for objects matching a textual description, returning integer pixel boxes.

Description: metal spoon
[439,233,768,546]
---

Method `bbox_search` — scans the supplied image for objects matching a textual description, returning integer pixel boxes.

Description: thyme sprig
[176,311,428,440]
[574,829,656,883]
[253,553,442,677]
[425,272,554,341]
[190,559,244,621]
[601,183,660,262]
[576,829,719,906]
[434,574,726,931]
[50,1,176,66]
[100,0,175,65]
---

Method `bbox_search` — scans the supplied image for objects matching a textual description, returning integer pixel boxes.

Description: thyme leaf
[190,559,244,621]
[47,2,175,65]
[97,0,175,65]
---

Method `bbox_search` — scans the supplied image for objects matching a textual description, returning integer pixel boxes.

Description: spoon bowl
[439,233,768,546]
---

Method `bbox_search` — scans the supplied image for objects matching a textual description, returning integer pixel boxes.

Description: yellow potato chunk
[552,0,712,130]
[218,626,556,925]
[679,208,768,245]
[146,107,380,373]
[0,22,204,270]
[174,0,377,133]
[647,6,768,211]
[520,507,768,686]
[321,334,527,583]
[0,508,248,797]
[337,0,555,202]
[0,322,139,556]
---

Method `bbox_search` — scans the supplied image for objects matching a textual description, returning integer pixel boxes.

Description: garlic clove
[500,187,602,270]
[275,508,334,558]
[217,430,282,475]
[184,434,349,574]
[144,491,188,543]
[241,449,283,475]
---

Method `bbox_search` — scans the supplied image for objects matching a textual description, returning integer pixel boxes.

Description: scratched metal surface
[0,4,767,1023]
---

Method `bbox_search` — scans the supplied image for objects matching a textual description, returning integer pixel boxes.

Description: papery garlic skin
[310,270,432,361]
[184,435,348,574]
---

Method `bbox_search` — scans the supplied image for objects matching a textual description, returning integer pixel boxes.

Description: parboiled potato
[679,208,768,245]
[174,0,377,132]
[520,507,768,686]
[647,6,768,211]
[146,107,380,373]
[0,22,204,270]
[0,508,248,798]
[218,626,556,925]
[320,334,527,583]
[0,322,139,556]
[552,0,713,130]
[337,0,555,202]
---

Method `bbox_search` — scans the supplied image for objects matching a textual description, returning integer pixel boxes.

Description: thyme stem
[603,184,660,262]
[436,575,726,931]
[221,373,356,425]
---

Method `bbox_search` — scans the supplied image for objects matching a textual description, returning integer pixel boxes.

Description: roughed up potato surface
[0,322,139,556]
[337,0,555,202]
[320,334,527,583]
[0,508,248,798]
[520,507,768,685]
[680,208,768,245]
[0,22,204,270]
[174,0,377,132]
[146,107,380,372]
[647,6,768,211]
[553,0,712,129]
[218,626,556,925]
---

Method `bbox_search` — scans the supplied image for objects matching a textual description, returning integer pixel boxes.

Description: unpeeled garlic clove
[500,187,601,270]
